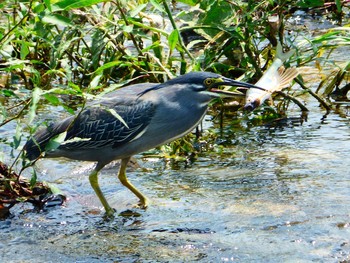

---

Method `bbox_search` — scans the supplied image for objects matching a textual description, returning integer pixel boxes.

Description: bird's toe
[103,207,116,219]
[133,198,149,209]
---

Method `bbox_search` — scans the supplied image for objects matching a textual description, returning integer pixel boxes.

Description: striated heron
[24,72,259,217]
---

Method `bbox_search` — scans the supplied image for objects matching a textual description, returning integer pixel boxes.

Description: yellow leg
[118,157,149,208]
[89,167,115,217]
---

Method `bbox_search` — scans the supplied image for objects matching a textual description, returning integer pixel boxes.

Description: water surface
[1,95,349,262]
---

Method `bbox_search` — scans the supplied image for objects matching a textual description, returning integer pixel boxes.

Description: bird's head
[168,72,260,96]
[138,71,261,100]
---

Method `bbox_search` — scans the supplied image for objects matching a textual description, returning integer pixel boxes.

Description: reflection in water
[1,99,349,262]
[1,45,350,263]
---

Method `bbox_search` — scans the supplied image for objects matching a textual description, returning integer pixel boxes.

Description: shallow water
[1,95,349,262]
[1,13,350,262]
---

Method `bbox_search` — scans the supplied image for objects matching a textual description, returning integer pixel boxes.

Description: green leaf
[46,182,65,195]
[200,1,233,28]
[130,3,147,17]
[1,89,16,97]
[45,132,67,152]
[122,25,134,33]
[43,0,52,12]
[141,41,162,52]
[30,170,37,188]
[168,29,179,52]
[177,0,200,6]
[89,74,102,90]
[93,61,121,75]
[44,87,79,96]
[297,0,324,8]
[29,87,42,124]
[311,30,342,43]
[335,0,342,12]
[54,0,107,10]
[13,124,22,150]
[41,13,72,27]
[33,3,46,13]
[0,59,28,70]
[68,82,83,94]
[149,0,165,13]
[43,93,61,106]
[20,42,30,60]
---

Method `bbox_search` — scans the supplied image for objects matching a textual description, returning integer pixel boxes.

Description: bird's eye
[204,78,213,86]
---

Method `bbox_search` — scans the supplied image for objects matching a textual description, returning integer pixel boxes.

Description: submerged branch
[0,99,31,128]
[295,77,332,114]
[276,91,309,112]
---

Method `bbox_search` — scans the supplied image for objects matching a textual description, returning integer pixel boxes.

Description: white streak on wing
[61,137,92,145]
[128,127,148,142]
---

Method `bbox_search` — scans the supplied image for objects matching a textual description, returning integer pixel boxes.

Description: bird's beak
[209,78,266,97]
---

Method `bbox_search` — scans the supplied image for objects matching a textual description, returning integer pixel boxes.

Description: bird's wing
[60,100,155,150]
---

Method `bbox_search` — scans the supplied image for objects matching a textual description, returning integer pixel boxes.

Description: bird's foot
[103,207,116,220]
[133,197,149,209]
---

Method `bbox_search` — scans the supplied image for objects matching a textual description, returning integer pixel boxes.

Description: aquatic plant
[0,0,349,211]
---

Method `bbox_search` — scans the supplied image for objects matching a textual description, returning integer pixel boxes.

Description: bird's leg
[118,157,149,209]
[89,165,115,218]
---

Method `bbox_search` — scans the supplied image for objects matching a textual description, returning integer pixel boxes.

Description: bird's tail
[277,66,299,91]
[24,116,73,161]
[275,42,298,91]
[24,135,46,161]
[24,128,55,161]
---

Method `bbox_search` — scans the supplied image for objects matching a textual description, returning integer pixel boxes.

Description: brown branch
[294,77,332,114]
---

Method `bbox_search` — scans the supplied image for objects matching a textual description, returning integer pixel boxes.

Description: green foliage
[0,0,349,167]
[29,169,37,188]
[54,0,108,11]
[297,0,325,8]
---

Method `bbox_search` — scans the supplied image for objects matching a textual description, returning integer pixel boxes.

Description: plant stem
[0,0,33,45]
[0,99,31,128]
[162,0,194,64]
[276,91,309,112]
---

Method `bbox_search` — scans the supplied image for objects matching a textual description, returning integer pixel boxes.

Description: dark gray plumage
[24,72,259,217]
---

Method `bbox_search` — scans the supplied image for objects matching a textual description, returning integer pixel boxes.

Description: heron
[24,71,259,217]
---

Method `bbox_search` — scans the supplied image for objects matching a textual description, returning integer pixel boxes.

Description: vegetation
[0,0,349,211]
